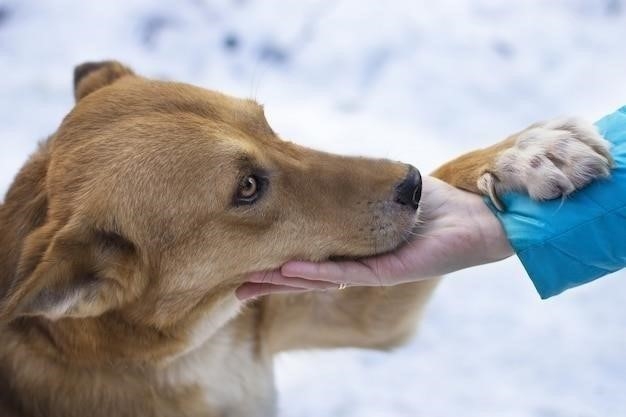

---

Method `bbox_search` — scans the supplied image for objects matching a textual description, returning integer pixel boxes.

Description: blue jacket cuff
[485,106,626,298]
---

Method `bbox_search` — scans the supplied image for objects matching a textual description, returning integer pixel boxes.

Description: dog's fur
[0,61,612,417]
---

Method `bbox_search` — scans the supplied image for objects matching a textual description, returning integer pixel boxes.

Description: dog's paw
[478,118,613,211]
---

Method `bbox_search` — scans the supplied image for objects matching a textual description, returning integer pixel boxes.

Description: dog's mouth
[327,214,422,262]
[236,207,422,301]
[235,224,423,301]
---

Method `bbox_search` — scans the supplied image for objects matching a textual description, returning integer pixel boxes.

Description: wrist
[471,198,514,264]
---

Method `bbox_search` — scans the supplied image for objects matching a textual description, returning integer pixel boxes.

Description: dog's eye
[234,174,265,205]
[239,176,258,198]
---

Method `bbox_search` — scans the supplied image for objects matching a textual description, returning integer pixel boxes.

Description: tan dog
[0,61,611,417]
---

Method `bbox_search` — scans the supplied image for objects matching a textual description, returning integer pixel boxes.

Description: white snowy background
[1,1,625,416]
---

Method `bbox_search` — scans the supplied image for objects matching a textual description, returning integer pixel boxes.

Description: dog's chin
[329,213,422,262]
[372,210,423,255]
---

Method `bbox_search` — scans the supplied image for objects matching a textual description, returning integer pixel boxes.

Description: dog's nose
[395,165,422,210]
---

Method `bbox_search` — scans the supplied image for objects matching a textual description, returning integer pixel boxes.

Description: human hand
[236,176,514,300]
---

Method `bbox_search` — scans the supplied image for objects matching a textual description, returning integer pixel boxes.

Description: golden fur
[0,61,610,417]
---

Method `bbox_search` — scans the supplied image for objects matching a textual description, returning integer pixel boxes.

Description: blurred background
[1,1,625,416]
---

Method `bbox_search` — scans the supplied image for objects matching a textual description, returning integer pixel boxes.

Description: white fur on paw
[479,117,612,209]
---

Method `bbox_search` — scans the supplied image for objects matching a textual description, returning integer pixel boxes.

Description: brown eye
[234,174,267,206]
[239,176,258,198]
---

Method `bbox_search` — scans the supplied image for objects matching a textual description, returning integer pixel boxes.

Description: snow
[1,0,625,415]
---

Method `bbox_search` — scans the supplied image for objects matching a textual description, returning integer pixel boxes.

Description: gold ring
[338,283,348,290]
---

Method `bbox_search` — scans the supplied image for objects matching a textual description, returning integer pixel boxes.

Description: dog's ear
[1,222,144,321]
[74,60,135,102]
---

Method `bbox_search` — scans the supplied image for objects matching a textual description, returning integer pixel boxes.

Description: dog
[0,61,612,417]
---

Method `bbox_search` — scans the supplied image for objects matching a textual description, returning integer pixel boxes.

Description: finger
[247,270,338,290]
[235,282,309,301]
[247,270,288,283]
[281,260,383,286]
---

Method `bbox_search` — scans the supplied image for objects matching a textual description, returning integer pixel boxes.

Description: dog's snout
[395,165,422,210]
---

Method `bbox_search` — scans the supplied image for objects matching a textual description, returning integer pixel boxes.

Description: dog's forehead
[64,76,268,131]
[58,78,277,149]
[110,79,276,143]
[118,80,298,158]
[124,79,268,124]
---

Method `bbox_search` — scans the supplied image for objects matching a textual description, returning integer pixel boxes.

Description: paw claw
[481,118,612,205]
[478,172,505,211]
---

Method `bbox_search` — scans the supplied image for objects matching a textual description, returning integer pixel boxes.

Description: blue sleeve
[486,106,626,299]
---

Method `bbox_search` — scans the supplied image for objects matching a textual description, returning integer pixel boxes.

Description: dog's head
[2,61,421,346]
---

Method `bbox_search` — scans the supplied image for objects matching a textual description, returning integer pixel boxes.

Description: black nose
[395,165,422,210]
